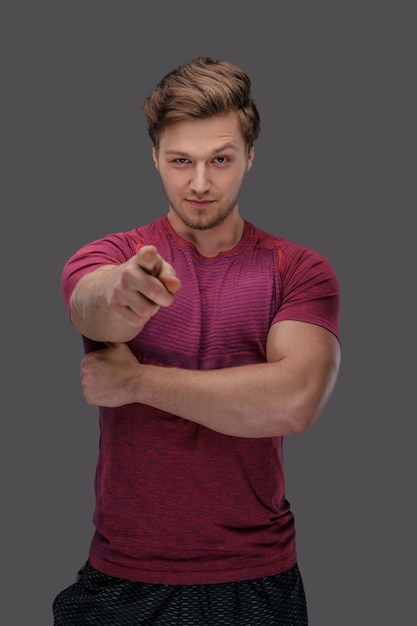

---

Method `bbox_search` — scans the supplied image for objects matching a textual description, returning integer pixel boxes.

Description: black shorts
[53,561,308,625]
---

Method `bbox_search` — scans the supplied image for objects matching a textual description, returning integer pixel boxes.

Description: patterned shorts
[53,561,308,625]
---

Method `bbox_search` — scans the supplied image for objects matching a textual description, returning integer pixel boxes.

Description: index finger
[136,245,163,277]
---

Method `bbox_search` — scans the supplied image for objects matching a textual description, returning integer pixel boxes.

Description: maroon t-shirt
[62,216,340,584]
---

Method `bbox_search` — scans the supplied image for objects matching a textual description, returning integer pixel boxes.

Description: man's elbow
[283,384,336,435]
[264,394,328,437]
[285,358,341,435]
[285,408,318,435]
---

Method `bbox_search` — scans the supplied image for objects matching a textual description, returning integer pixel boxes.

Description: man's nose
[189,165,211,195]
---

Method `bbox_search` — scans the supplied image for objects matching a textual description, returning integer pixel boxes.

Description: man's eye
[175,158,189,164]
[214,157,228,164]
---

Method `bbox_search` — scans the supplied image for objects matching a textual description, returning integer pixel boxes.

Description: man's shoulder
[246,221,335,274]
[246,221,301,252]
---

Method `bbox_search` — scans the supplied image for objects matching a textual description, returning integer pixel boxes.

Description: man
[54,56,341,625]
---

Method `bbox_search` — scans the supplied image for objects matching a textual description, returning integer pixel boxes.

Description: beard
[164,188,242,232]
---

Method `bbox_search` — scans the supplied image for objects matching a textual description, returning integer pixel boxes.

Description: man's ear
[152,146,159,171]
[247,146,255,172]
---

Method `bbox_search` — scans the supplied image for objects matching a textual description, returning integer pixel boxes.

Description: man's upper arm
[266,320,341,430]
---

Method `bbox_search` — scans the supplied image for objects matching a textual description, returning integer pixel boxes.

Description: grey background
[2,1,416,624]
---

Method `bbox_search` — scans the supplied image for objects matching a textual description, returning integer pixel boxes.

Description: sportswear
[53,561,308,625]
[61,215,340,585]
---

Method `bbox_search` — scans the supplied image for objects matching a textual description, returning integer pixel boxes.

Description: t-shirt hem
[88,551,298,585]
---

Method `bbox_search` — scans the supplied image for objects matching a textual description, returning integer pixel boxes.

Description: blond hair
[143,57,260,150]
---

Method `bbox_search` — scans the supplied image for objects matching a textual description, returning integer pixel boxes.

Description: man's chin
[181,211,231,232]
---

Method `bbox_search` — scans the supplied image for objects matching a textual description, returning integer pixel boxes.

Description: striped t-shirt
[62,215,340,585]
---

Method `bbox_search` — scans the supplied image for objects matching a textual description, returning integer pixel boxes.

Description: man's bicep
[266,320,341,380]
[265,320,341,431]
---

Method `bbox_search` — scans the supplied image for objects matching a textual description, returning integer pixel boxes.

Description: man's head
[143,57,260,151]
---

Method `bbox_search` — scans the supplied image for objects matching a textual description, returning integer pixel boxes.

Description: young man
[54,57,341,625]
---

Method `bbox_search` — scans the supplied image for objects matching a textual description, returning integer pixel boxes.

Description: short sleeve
[61,232,139,313]
[272,242,340,342]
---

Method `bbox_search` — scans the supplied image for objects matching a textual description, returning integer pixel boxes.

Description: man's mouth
[186,199,214,209]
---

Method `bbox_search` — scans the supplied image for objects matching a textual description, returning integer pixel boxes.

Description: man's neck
[167,212,245,258]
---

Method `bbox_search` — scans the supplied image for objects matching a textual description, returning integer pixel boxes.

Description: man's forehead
[157,112,245,155]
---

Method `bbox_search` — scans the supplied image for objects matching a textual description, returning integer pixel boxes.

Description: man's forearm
[133,361,323,438]
[69,248,181,342]
[81,326,340,438]
[70,267,146,342]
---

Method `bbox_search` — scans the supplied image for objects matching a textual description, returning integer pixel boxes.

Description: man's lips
[186,199,215,208]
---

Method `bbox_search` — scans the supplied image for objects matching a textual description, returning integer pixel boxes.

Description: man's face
[153,111,254,234]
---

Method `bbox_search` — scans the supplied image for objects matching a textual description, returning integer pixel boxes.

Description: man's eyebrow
[163,143,239,157]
